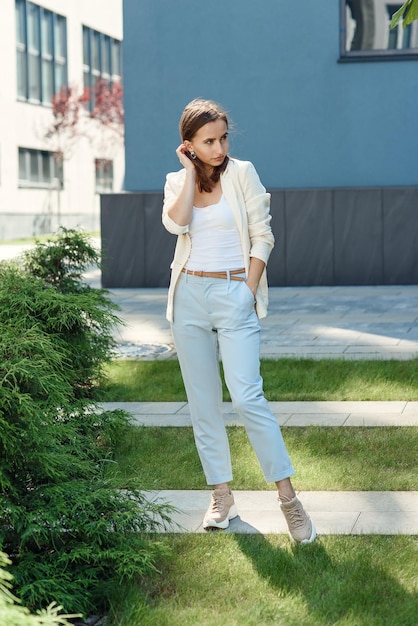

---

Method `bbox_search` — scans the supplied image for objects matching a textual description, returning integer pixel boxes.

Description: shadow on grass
[233,534,417,626]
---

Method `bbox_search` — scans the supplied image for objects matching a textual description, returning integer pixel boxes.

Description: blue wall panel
[123,0,418,191]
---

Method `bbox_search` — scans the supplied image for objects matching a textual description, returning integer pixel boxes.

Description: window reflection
[345,0,418,52]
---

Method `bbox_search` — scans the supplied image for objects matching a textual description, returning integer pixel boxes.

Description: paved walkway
[147,490,418,536]
[101,400,418,427]
[2,244,417,535]
[104,284,418,361]
[3,244,418,360]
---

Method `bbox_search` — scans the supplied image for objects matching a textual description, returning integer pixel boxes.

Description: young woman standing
[162,98,315,543]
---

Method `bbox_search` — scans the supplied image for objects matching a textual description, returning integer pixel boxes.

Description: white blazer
[162,157,275,322]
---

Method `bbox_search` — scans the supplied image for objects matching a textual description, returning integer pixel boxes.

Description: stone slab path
[104,284,418,361]
[100,401,418,535]
[101,400,418,427]
[148,489,418,536]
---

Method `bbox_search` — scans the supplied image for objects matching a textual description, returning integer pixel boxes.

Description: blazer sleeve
[162,170,189,235]
[238,161,274,264]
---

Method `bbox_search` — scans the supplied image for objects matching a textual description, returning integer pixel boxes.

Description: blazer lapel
[221,161,244,235]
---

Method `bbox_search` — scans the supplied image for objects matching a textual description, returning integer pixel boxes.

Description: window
[15,0,67,103]
[83,26,121,107]
[18,148,63,188]
[341,0,418,60]
[95,159,113,193]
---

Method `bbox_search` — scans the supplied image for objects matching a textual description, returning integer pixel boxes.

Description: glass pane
[28,52,41,100]
[28,3,40,51]
[102,36,111,75]
[344,1,418,52]
[18,149,27,181]
[95,160,103,190]
[42,58,53,102]
[92,31,100,71]
[54,159,64,187]
[106,161,113,191]
[29,151,39,182]
[387,24,399,49]
[41,151,51,183]
[112,40,121,76]
[15,0,25,44]
[41,11,53,56]
[95,160,114,192]
[83,68,91,93]
[55,61,66,93]
[54,15,66,59]
[17,49,27,98]
[401,25,412,49]
[83,26,90,66]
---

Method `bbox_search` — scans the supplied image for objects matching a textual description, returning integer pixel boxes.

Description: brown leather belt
[181,268,245,282]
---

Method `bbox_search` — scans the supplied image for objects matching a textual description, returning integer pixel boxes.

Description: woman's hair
[179,98,230,193]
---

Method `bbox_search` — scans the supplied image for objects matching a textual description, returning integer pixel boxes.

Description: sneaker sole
[291,520,317,545]
[203,504,239,530]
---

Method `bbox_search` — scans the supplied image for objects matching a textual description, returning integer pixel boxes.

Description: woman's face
[187,119,229,170]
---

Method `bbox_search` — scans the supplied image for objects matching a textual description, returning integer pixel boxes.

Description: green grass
[99,358,418,402]
[108,535,418,626]
[102,359,418,626]
[108,425,417,491]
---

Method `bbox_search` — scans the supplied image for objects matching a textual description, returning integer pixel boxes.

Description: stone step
[100,401,418,427]
[148,490,418,535]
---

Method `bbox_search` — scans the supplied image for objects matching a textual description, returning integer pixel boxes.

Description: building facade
[101,0,418,288]
[0,0,123,240]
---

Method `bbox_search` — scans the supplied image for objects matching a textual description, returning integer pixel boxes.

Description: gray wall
[101,187,418,288]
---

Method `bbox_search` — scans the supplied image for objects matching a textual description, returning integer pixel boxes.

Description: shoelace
[286,504,305,528]
[211,493,226,513]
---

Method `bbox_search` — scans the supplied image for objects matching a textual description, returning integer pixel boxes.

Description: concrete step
[100,401,418,427]
[149,490,418,535]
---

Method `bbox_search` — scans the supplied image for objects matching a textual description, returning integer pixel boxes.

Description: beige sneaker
[279,495,316,544]
[203,487,238,530]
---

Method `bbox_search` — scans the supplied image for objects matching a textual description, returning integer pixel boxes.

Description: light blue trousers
[171,272,295,486]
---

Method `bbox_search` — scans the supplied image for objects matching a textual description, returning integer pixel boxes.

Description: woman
[162,98,315,543]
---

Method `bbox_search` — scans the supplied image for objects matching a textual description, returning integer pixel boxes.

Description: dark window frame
[16,0,68,104]
[339,0,418,62]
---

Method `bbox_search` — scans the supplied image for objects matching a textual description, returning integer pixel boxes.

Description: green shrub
[21,228,120,397]
[0,552,79,626]
[0,231,174,618]
[22,228,100,293]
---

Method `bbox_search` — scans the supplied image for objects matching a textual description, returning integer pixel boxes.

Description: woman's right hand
[176,144,196,171]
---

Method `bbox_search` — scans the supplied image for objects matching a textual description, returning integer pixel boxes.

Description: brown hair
[179,98,230,193]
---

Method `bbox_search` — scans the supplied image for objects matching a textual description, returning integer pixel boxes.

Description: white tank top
[185,195,245,272]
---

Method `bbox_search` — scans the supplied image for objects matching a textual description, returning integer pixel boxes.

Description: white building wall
[0,0,123,240]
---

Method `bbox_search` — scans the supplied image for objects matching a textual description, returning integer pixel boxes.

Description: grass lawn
[99,358,418,402]
[108,535,418,626]
[108,425,417,492]
[103,359,418,626]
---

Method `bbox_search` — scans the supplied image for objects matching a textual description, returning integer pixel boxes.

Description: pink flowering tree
[44,79,124,219]
[44,85,86,218]
[84,78,124,177]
